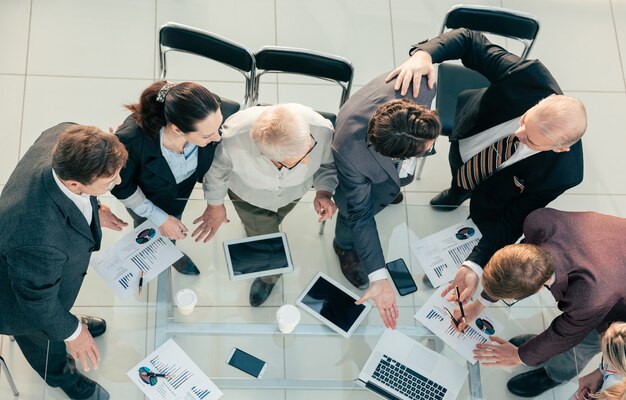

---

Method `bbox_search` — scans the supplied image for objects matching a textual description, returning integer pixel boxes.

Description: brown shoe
[332,240,369,290]
[390,192,404,205]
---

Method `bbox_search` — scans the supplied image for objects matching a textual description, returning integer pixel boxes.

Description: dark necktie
[89,196,102,252]
[456,134,520,190]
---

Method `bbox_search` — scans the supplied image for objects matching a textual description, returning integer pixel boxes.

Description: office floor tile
[0,75,25,185]
[0,0,31,75]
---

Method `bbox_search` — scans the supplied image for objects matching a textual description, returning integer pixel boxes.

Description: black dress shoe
[332,240,369,290]
[249,277,278,307]
[61,374,110,400]
[421,274,434,289]
[509,334,537,348]
[79,316,106,338]
[172,253,200,275]
[507,368,562,397]
[429,187,471,210]
[390,192,404,205]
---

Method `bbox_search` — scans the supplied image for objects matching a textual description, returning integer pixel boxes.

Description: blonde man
[451,208,626,397]
[196,104,337,306]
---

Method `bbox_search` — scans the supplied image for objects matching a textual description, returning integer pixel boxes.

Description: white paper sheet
[411,219,482,288]
[127,339,223,400]
[415,288,503,364]
[91,221,183,299]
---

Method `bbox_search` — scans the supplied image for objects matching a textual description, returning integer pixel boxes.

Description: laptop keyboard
[372,354,447,400]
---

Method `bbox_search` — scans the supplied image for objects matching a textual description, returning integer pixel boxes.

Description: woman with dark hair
[111,81,223,275]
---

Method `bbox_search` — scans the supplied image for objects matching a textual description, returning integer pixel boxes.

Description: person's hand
[356,279,398,329]
[441,266,479,304]
[159,215,188,240]
[453,300,485,332]
[313,190,337,222]
[385,50,436,98]
[65,323,100,372]
[474,336,522,367]
[574,369,603,399]
[97,203,128,231]
[192,204,229,242]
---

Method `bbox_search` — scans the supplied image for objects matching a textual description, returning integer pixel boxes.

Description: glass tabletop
[35,194,571,399]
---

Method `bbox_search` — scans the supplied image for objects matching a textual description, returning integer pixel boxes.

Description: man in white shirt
[0,123,128,399]
[194,104,337,306]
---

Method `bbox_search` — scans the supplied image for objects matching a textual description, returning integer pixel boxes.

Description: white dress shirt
[52,169,92,341]
[203,103,337,210]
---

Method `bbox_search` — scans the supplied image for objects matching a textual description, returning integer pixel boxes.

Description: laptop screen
[299,275,366,333]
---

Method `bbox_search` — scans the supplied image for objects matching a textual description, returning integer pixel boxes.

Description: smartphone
[226,348,267,378]
[385,258,418,296]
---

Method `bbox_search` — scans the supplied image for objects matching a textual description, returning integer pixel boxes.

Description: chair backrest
[253,46,354,126]
[436,5,540,135]
[159,22,256,109]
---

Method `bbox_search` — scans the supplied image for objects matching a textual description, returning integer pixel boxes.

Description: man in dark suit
[0,123,128,399]
[387,28,586,303]
[452,208,626,397]
[332,73,441,328]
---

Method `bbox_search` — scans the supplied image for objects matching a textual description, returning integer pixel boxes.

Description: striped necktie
[456,134,520,190]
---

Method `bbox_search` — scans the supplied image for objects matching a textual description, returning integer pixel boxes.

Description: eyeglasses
[276,134,318,170]
[501,298,520,307]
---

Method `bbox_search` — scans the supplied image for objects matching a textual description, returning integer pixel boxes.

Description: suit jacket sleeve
[7,245,79,341]
[467,183,573,267]
[110,131,140,201]
[333,149,386,274]
[412,28,524,83]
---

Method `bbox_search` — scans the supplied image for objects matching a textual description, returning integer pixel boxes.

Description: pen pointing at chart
[138,271,144,295]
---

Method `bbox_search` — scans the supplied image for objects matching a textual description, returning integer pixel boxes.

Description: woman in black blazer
[111,81,223,275]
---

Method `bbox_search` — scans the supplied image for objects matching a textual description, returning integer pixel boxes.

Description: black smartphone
[226,348,267,378]
[385,258,418,296]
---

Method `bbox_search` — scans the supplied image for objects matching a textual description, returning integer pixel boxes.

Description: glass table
[30,195,576,399]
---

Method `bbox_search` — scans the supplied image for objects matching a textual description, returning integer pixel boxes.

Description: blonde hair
[482,244,555,300]
[533,94,587,148]
[250,105,311,162]
[593,381,626,400]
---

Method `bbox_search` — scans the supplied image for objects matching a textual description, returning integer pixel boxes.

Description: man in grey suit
[332,74,440,328]
[0,123,128,399]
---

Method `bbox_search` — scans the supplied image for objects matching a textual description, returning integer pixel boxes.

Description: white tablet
[296,272,371,338]
[223,232,294,281]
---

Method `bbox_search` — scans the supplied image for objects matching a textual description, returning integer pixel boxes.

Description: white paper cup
[175,288,197,315]
[276,304,301,333]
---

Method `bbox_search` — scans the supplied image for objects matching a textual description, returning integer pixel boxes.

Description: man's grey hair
[250,105,311,161]
[533,95,587,148]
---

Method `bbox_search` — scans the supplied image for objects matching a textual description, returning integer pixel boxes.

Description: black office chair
[415,4,540,179]
[253,46,353,127]
[158,22,257,120]
[0,337,19,397]
[253,46,354,235]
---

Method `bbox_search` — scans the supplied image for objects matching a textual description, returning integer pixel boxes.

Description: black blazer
[0,123,101,341]
[111,116,218,217]
[413,29,584,266]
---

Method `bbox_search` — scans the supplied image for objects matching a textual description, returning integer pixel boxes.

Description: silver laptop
[356,329,466,400]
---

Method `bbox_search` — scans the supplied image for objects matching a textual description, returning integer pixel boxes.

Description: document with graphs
[415,288,503,364]
[410,219,482,288]
[91,221,183,299]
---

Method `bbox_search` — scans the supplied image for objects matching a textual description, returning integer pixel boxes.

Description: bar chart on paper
[128,339,223,400]
[416,289,502,363]
[91,221,183,299]
[411,220,483,288]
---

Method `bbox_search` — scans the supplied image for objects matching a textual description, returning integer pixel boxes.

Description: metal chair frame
[0,337,19,397]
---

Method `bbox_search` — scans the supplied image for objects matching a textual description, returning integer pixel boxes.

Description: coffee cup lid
[176,288,197,307]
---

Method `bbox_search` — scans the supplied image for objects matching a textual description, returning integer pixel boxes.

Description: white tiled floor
[1,1,625,399]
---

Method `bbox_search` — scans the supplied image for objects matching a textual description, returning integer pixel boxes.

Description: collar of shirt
[159,127,198,159]
[51,169,93,224]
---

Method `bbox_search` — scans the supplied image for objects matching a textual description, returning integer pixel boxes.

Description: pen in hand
[444,306,466,337]
[138,271,144,295]
[456,286,465,319]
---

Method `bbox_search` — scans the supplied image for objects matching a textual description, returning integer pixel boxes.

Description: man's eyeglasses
[420,142,437,158]
[276,134,317,170]
[501,298,520,307]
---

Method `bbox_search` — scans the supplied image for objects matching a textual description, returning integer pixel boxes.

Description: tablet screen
[299,275,366,333]
[227,236,289,276]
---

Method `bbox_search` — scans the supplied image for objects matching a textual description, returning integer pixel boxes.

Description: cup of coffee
[175,288,197,315]
[276,304,301,333]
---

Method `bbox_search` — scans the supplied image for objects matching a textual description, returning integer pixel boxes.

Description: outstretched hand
[356,279,398,329]
[385,50,436,98]
[441,266,479,304]
[474,336,522,367]
[65,323,100,372]
[192,204,229,242]
[98,203,128,231]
